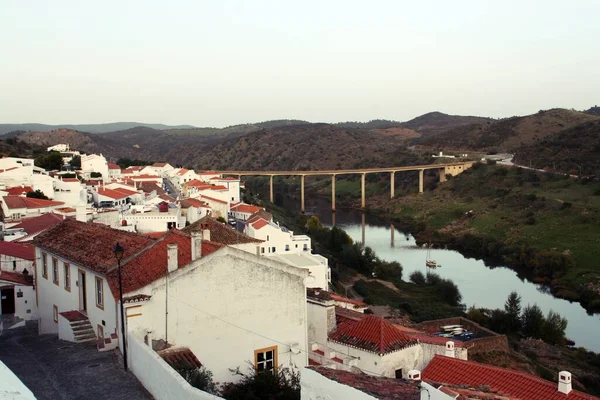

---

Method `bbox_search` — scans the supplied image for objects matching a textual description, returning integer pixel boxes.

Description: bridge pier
[361,212,366,247]
[419,169,424,193]
[300,175,305,213]
[269,175,274,203]
[390,224,394,247]
[331,174,336,212]
[390,171,395,198]
[439,168,447,183]
[361,173,366,209]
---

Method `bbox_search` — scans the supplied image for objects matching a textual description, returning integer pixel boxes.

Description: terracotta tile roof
[179,198,206,209]
[159,194,176,202]
[10,213,64,236]
[152,162,168,167]
[0,270,33,286]
[131,174,160,179]
[335,306,367,325]
[176,168,190,176]
[107,163,121,170]
[329,293,367,308]
[231,203,263,214]
[406,332,467,346]
[329,315,418,355]
[5,186,33,195]
[2,196,65,210]
[308,367,420,400]
[106,229,224,296]
[61,178,79,182]
[201,195,227,204]
[123,294,152,303]
[182,216,263,246]
[246,210,273,225]
[184,179,211,188]
[96,187,135,200]
[0,242,35,260]
[251,218,269,230]
[136,181,166,195]
[158,347,202,370]
[33,219,155,275]
[423,355,598,400]
[54,207,77,213]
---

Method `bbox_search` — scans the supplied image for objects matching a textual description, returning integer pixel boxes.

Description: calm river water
[290,197,600,352]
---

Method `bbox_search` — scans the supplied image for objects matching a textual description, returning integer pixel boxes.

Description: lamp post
[113,242,127,371]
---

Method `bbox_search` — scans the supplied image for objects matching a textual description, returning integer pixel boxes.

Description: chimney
[445,341,455,358]
[201,223,211,242]
[407,370,421,381]
[76,205,87,222]
[167,243,178,273]
[146,330,152,347]
[558,371,572,395]
[191,232,202,261]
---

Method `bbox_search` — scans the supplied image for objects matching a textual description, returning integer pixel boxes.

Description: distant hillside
[335,119,405,129]
[585,106,600,116]
[0,122,196,135]
[419,109,600,151]
[192,124,413,171]
[514,120,600,176]
[400,112,493,136]
[0,136,46,158]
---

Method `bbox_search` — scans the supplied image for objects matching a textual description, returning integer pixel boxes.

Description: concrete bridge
[216,161,474,212]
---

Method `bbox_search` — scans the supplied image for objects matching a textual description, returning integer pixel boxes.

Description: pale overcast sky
[1,0,599,127]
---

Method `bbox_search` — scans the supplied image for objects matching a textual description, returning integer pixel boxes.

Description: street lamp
[113,242,127,371]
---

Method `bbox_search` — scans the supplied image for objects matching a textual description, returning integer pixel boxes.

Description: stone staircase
[70,318,97,343]
[97,332,119,352]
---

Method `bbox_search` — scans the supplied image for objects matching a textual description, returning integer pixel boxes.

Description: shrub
[410,271,426,284]
[173,365,218,395]
[221,364,300,400]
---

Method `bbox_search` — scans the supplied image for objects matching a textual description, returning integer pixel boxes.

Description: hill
[0,122,196,135]
[514,120,600,176]
[418,108,600,151]
[585,106,600,116]
[0,136,46,158]
[192,124,412,171]
[400,111,493,136]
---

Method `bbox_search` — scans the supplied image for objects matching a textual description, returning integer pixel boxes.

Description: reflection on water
[299,197,600,352]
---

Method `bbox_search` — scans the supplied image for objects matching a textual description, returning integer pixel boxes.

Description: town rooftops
[33,219,155,275]
[329,315,418,355]
[246,210,273,225]
[179,198,210,209]
[250,218,269,230]
[0,270,33,286]
[423,355,598,400]
[107,163,121,170]
[201,195,227,204]
[2,196,65,209]
[96,187,137,200]
[231,203,263,215]
[0,241,35,260]
[152,162,168,167]
[183,216,263,246]
[4,186,33,195]
[307,366,420,400]
[9,213,64,237]
[176,168,190,175]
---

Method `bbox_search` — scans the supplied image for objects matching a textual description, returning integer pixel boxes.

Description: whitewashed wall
[128,334,222,400]
[0,255,33,273]
[417,343,467,371]
[306,300,335,346]
[301,368,378,400]
[13,285,37,320]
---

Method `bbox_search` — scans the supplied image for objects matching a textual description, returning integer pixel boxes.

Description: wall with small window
[0,254,33,274]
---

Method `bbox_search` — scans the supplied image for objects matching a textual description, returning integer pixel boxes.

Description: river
[286,196,600,352]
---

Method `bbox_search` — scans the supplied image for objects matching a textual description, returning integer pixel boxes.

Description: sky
[1,0,599,127]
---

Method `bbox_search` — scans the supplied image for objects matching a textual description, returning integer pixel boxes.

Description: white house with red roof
[210,176,240,203]
[245,217,312,255]
[33,219,309,384]
[178,198,211,224]
[0,241,38,321]
[172,168,198,191]
[198,194,229,218]
[107,163,122,179]
[121,165,143,177]
[92,186,139,208]
[53,176,86,206]
[0,241,35,273]
[2,213,64,242]
[81,154,109,181]
[1,196,65,222]
[229,202,263,221]
[141,162,174,177]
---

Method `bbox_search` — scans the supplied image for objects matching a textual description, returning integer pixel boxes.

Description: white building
[47,144,70,152]
[245,217,312,255]
[141,162,174,178]
[182,216,264,254]
[172,168,197,191]
[229,203,263,221]
[123,204,186,233]
[108,163,122,179]
[209,177,241,203]
[269,253,330,290]
[0,242,37,321]
[1,196,65,222]
[81,154,109,181]
[34,219,309,384]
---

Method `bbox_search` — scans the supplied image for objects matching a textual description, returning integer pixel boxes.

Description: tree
[521,304,545,339]
[504,291,522,334]
[542,310,568,345]
[410,271,426,284]
[221,364,300,400]
[26,189,49,200]
[35,151,63,171]
[90,172,102,178]
[70,155,81,169]
[174,365,218,395]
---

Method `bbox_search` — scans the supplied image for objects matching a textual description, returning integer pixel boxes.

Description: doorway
[1,287,15,314]
[78,270,87,313]
[395,369,403,379]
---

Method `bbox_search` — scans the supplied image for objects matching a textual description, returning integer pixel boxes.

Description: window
[271,247,276,253]
[261,247,265,254]
[52,258,59,285]
[64,263,71,292]
[53,305,58,323]
[12,260,16,271]
[42,253,48,278]
[285,244,289,252]
[303,244,308,251]
[266,235,269,241]
[254,346,277,373]
[95,277,104,309]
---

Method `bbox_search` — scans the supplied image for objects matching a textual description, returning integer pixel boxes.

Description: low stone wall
[412,317,509,355]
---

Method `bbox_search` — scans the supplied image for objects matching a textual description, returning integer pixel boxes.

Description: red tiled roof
[106,229,224,296]
[184,179,212,188]
[179,198,205,208]
[61,178,79,182]
[0,242,35,260]
[10,213,64,236]
[131,174,160,179]
[144,232,167,239]
[308,367,420,400]
[176,168,190,176]
[231,203,263,214]
[406,332,466,346]
[182,216,263,246]
[2,196,64,209]
[107,163,121,170]
[423,355,598,400]
[308,359,321,366]
[54,207,77,213]
[251,218,269,230]
[335,306,366,326]
[96,187,134,200]
[159,347,202,370]
[5,186,33,195]
[329,315,418,355]
[0,270,33,286]
[33,219,155,275]
[152,162,168,167]
[122,166,142,174]
[201,195,227,204]
[329,293,367,308]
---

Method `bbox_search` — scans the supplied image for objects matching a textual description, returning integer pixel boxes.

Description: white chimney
[201,223,211,241]
[407,370,421,381]
[558,371,572,395]
[445,341,455,358]
[167,243,178,273]
[191,232,202,261]
[146,331,152,347]
[76,205,87,222]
